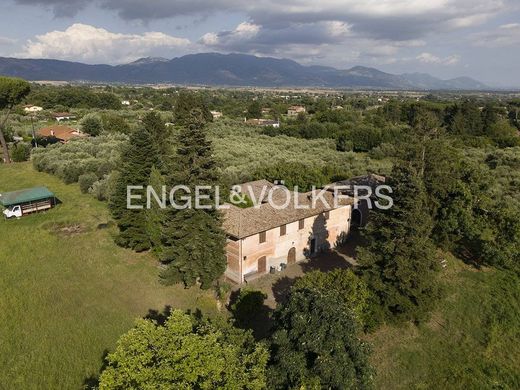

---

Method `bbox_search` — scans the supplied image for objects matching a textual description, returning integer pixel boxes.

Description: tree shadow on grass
[229,289,274,340]
[82,349,109,389]
[145,305,172,325]
[82,305,176,389]
[271,276,299,306]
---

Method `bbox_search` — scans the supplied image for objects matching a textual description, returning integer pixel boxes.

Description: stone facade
[224,204,352,284]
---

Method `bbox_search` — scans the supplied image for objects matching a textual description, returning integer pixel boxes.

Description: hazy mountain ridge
[0,53,489,90]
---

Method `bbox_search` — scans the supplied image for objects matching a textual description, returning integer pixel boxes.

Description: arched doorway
[257,256,267,273]
[288,247,296,264]
[351,208,363,228]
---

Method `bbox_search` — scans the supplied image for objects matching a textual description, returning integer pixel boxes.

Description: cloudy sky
[0,0,519,86]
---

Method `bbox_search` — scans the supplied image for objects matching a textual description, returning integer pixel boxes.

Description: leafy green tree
[336,132,353,152]
[96,93,121,110]
[357,164,441,324]
[247,101,262,119]
[254,161,329,192]
[11,142,31,162]
[269,287,373,389]
[480,205,520,272]
[98,310,269,390]
[231,288,268,329]
[101,113,131,134]
[78,172,98,194]
[174,91,212,126]
[80,113,104,136]
[109,128,159,252]
[160,109,227,289]
[292,269,369,325]
[487,119,519,147]
[0,77,31,163]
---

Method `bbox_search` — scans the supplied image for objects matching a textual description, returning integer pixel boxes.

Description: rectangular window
[299,219,305,230]
[280,224,286,236]
[324,211,330,220]
[259,231,266,243]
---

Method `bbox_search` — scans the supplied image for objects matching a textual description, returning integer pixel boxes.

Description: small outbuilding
[1,187,56,219]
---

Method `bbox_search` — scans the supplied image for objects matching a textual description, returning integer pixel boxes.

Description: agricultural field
[0,162,219,389]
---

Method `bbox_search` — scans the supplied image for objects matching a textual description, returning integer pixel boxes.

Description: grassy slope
[369,255,520,389]
[0,162,219,389]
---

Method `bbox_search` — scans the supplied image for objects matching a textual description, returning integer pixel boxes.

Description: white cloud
[416,52,460,65]
[200,22,260,47]
[18,23,191,63]
[471,23,520,47]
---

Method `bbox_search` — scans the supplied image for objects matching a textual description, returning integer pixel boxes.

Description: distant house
[221,180,358,284]
[287,105,306,117]
[210,111,223,120]
[38,125,86,143]
[24,105,43,113]
[52,112,76,122]
[245,118,280,128]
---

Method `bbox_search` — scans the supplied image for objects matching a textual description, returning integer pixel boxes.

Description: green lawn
[0,162,219,389]
[369,255,520,389]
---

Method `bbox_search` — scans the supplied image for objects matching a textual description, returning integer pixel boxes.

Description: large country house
[221,180,363,284]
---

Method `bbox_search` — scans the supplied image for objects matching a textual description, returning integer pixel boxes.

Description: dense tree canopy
[109,128,159,251]
[160,109,227,289]
[269,287,373,389]
[357,164,441,324]
[98,310,269,389]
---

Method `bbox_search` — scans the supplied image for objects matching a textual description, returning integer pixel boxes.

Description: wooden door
[258,256,267,273]
[288,247,296,264]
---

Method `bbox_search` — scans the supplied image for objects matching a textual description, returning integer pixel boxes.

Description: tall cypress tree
[142,112,169,171]
[160,109,227,289]
[357,164,441,324]
[110,128,159,252]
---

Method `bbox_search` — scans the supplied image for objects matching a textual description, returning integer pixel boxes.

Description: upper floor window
[280,224,286,236]
[298,219,305,230]
[259,231,266,243]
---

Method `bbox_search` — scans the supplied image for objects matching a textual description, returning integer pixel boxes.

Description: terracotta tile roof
[38,125,86,142]
[222,183,355,239]
[235,180,275,204]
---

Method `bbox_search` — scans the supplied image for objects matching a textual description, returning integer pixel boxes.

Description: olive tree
[0,77,31,163]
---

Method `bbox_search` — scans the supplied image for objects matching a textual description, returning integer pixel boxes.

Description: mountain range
[0,53,490,90]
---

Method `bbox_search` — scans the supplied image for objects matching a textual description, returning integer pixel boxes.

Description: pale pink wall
[224,205,352,283]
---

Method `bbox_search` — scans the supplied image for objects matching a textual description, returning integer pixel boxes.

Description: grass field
[0,162,219,389]
[1,162,519,389]
[369,255,520,389]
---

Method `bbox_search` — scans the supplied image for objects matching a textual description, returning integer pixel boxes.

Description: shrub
[80,113,104,136]
[89,174,116,201]
[78,172,98,194]
[11,142,31,162]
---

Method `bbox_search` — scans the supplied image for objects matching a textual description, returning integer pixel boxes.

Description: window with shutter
[299,219,305,230]
[259,231,266,243]
[280,224,286,236]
